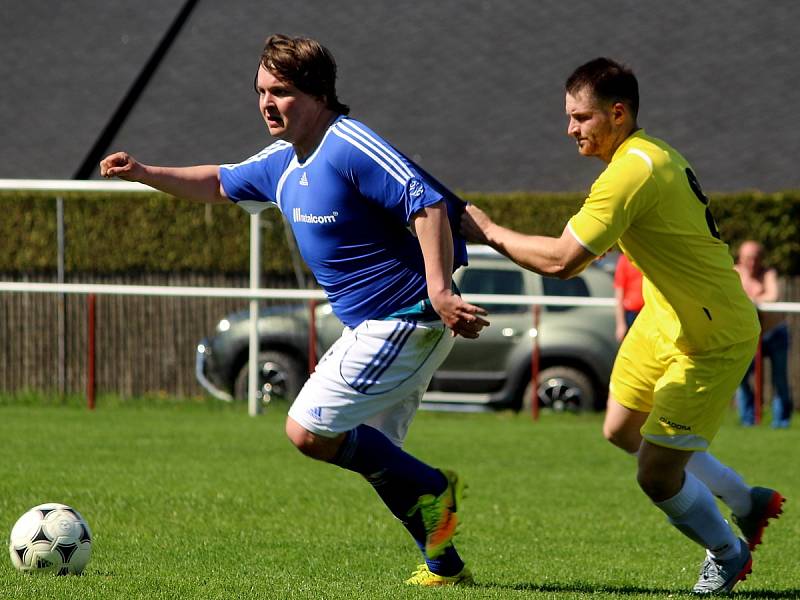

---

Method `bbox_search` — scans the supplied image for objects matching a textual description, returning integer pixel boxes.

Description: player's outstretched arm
[99,152,228,204]
[460,203,595,279]
[412,201,489,339]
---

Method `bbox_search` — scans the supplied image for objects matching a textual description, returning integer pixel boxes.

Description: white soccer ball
[8,503,92,575]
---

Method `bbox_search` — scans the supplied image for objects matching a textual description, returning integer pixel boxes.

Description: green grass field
[0,396,797,599]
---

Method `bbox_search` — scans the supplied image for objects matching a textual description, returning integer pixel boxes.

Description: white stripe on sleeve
[331,127,408,185]
[627,148,653,172]
[220,140,292,170]
[338,120,414,179]
[567,221,599,255]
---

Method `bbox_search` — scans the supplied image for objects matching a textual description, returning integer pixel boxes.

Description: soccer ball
[8,503,92,575]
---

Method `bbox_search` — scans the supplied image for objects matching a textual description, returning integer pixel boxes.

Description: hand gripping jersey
[219,116,467,328]
[568,130,759,353]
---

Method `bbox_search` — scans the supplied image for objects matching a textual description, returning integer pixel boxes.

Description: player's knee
[602,422,639,453]
[636,468,663,500]
[602,421,620,444]
[287,430,327,460]
[285,418,317,455]
[284,418,342,461]
[636,466,681,502]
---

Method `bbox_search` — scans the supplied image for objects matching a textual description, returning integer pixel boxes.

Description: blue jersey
[219,116,468,328]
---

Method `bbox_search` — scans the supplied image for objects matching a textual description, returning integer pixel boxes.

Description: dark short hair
[565,57,639,118]
[256,34,350,115]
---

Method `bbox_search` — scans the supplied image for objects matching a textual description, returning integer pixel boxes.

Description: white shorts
[288,318,454,446]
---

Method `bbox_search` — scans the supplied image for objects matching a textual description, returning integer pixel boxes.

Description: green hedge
[2,189,799,275]
[0,191,293,274]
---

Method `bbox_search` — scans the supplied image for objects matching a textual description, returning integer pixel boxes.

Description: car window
[458,267,527,314]
[541,276,589,312]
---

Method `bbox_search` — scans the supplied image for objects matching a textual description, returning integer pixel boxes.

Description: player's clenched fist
[99,152,143,181]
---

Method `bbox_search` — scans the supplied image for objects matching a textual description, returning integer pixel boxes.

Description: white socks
[655,472,740,560]
[686,451,752,517]
[629,449,753,517]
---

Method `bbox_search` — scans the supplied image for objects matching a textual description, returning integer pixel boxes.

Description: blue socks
[333,425,446,494]
[332,425,465,576]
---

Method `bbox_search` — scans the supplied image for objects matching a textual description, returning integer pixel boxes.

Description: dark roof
[3,0,799,192]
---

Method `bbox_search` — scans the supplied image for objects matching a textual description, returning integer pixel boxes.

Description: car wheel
[233,351,306,407]
[522,366,596,413]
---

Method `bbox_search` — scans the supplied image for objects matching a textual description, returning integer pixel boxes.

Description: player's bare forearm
[413,202,488,338]
[99,152,227,204]
[461,203,595,279]
[137,164,227,204]
[485,226,567,275]
[413,202,453,299]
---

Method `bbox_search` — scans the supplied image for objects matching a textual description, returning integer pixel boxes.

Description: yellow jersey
[568,130,759,353]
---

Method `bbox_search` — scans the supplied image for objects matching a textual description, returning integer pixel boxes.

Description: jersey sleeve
[219,142,291,213]
[331,119,444,223]
[568,152,654,256]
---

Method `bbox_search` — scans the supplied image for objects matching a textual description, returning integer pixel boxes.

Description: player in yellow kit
[569,128,759,450]
[461,58,784,595]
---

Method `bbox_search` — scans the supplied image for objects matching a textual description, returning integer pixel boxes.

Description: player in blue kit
[100,34,487,586]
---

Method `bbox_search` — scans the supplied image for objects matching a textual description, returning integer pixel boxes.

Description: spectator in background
[613,253,644,342]
[734,240,793,428]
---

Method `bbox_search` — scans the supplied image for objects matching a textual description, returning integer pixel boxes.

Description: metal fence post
[531,304,541,421]
[248,213,262,416]
[87,294,96,410]
[57,196,66,398]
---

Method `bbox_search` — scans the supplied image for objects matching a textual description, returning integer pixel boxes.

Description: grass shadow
[475,580,800,598]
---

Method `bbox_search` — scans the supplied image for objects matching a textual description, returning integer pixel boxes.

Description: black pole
[73,0,199,180]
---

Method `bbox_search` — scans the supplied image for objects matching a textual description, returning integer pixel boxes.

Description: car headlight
[216,319,231,332]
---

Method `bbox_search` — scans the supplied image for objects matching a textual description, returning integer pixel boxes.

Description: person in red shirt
[613,253,644,342]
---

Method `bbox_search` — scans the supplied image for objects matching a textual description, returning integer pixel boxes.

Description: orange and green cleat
[410,469,465,559]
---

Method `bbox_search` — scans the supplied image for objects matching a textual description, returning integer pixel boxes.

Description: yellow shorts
[610,316,757,451]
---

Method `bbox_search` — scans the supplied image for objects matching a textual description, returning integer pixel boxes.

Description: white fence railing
[2,282,798,314]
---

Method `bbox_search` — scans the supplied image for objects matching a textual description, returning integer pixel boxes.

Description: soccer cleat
[732,487,785,550]
[692,538,752,595]
[405,563,474,586]
[410,469,464,559]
